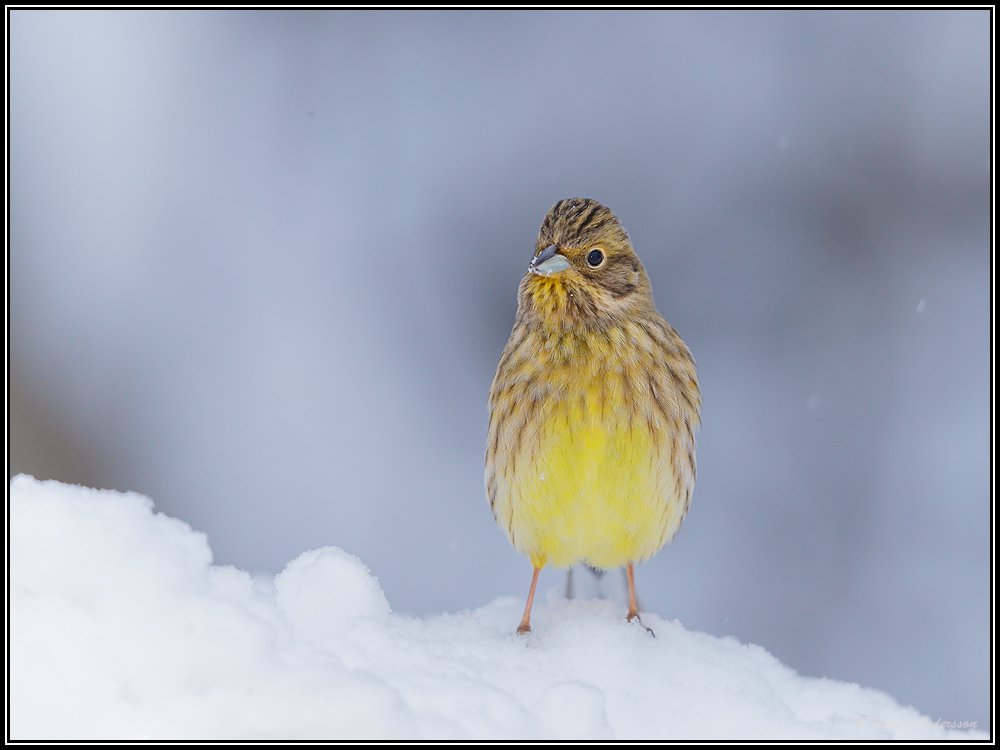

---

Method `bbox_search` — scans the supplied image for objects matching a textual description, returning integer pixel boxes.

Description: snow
[9,475,984,740]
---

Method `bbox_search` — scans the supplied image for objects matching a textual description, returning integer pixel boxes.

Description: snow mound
[9,476,984,740]
[276,546,391,640]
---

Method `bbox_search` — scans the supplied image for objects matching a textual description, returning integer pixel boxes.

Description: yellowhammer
[485,198,701,635]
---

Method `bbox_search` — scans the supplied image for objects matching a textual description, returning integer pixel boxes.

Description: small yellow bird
[485,198,701,634]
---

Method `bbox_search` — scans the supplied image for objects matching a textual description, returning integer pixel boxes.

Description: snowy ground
[9,476,985,740]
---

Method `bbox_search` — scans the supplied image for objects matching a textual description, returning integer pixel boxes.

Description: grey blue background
[10,10,990,730]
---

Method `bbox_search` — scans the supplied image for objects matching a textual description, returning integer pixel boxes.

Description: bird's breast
[486,323,696,568]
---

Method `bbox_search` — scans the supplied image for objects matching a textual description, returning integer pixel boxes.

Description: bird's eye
[586,249,605,268]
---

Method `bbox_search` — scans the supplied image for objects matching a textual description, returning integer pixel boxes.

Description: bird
[485,198,701,635]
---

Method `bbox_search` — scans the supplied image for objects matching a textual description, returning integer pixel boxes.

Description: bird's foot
[516,622,531,636]
[627,612,656,638]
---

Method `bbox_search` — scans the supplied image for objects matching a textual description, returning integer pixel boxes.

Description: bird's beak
[529,244,571,277]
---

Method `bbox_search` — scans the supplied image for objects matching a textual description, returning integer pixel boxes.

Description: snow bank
[9,476,982,740]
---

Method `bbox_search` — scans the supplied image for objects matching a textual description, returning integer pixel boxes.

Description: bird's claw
[627,613,656,638]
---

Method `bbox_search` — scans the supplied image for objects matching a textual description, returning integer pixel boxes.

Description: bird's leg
[564,567,574,599]
[624,568,642,610]
[517,566,541,635]
[626,563,655,637]
[626,563,640,620]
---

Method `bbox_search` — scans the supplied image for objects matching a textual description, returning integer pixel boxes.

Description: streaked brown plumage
[485,198,701,634]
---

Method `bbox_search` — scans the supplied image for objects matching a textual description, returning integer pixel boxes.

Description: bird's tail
[565,564,631,604]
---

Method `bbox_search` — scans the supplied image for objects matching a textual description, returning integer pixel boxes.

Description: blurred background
[9,10,989,731]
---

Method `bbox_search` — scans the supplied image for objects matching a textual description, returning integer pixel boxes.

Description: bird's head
[520,198,654,326]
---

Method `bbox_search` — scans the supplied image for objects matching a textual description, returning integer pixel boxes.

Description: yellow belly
[500,391,684,569]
